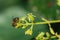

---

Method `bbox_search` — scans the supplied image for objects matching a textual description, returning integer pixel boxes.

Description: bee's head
[12,17,19,27]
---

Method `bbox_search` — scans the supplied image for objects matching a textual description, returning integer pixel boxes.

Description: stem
[20,20,60,25]
[35,20,60,25]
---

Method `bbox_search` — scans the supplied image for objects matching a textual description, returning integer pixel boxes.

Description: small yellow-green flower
[15,22,21,28]
[25,28,32,35]
[25,25,33,35]
[27,13,35,22]
[20,16,26,21]
[49,27,55,35]
[46,32,50,38]
[36,32,45,40]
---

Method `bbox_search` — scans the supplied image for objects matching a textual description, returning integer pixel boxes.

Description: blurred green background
[0,0,60,40]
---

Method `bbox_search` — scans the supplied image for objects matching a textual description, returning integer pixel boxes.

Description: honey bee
[12,17,19,27]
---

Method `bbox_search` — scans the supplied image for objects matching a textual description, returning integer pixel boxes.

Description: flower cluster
[12,13,60,40]
[36,32,60,40]
[12,13,35,35]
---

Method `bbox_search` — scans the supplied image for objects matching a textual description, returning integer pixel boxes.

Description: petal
[27,13,35,22]
[25,29,32,35]
[46,32,50,37]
